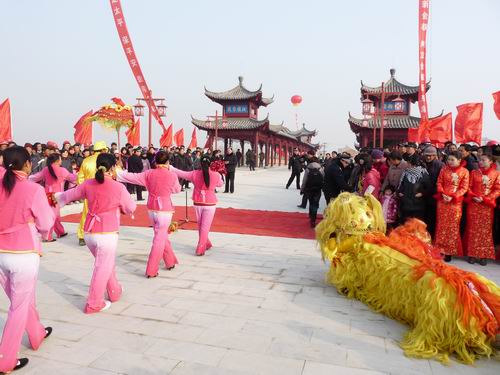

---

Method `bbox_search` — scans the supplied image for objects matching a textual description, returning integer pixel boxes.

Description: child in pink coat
[171,155,223,256]
[57,153,136,314]
[0,147,55,373]
[117,151,181,278]
[30,153,77,241]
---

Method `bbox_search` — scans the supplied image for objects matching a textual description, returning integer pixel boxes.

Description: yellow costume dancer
[76,141,108,245]
[316,193,499,364]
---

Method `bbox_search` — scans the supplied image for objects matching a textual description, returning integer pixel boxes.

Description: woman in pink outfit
[117,151,181,278]
[0,147,55,373]
[57,153,136,314]
[29,153,76,241]
[171,155,223,256]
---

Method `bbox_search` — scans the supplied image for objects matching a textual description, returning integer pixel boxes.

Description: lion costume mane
[316,192,499,364]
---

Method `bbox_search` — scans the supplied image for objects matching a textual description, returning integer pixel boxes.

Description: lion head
[315,192,386,261]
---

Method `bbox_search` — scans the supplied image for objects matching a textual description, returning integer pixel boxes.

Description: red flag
[73,110,93,145]
[159,123,173,148]
[408,128,419,143]
[428,113,452,144]
[174,128,184,147]
[493,91,500,120]
[203,135,212,150]
[0,99,12,143]
[455,103,483,144]
[188,128,197,149]
[126,118,141,146]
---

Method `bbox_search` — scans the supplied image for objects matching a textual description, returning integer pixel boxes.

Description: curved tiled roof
[348,111,444,130]
[205,76,274,106]
[191,115,269,130]
[285,123,317,136]
[361,69,430,96]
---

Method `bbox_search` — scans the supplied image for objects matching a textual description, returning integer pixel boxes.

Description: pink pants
[194,205,216,255]
[47,205,65,241]
[83,233,122,314]
[0,253,46,373]
[146,211,178,277]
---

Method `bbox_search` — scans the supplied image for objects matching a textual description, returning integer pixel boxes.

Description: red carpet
[61,205,321,240]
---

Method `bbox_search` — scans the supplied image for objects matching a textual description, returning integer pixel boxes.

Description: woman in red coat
[434,151,469,262]
[463,153,500,265]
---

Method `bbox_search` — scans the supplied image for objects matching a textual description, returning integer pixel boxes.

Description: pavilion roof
[204,76,274,106]
[361,68,430,96]
[285,123,317,137]
[348,111,443,130]
[269,123,298,140]
[191,114,269,130]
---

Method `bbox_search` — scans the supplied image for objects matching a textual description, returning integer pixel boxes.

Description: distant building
[348,68,440,148]
[192,76,318,166]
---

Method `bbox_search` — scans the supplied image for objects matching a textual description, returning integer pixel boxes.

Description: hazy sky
[1,0,499,149]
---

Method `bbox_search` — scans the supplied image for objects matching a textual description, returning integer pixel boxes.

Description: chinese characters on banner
[418,0,430,130]
[109,0,165,127]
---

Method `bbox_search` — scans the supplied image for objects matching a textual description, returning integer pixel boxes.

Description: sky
[1,0,499,150]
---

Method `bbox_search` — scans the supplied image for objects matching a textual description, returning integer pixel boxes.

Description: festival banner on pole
[126,118,141,146]
[417,0,430,141]
[0,98,12,143]
[160,123,173,148]
[428,112,452,145]
[188,128,198,149]
[455,103,483,145]
[174,128,184,147]
[73,110,93,145]
[493,91,500,120]
[109,0,165,127]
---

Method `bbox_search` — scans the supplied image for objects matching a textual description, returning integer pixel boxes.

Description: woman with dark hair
[56,153,136,313]
[29,153,76,241]
[463,153,500,265]
[0,146,55,373]
[357,153,381,198]
[434,151,469,262]
[171,155,224,256]
[117,151,181,277]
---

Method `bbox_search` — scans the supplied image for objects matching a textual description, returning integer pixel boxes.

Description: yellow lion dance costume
[316,192,499,364]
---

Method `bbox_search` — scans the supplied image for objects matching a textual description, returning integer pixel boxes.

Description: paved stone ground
[2,167,498,374]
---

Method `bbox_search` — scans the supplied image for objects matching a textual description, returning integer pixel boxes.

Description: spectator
[301,156,324,228]
[371,149,389,182]
[323,152,351,204]
[397,154,430,223]
[381,151,407,193]
[459,144,479,171]
[286,148,302,189]
[223,147,238,193]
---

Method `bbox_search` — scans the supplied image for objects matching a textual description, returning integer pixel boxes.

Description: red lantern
[291,95,302,107]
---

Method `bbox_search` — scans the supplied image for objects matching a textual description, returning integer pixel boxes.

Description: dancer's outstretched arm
[116,170,147,187]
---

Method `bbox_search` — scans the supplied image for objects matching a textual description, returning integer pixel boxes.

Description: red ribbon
[109,0,165,126]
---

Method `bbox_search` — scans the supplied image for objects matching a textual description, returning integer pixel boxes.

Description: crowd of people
[287,141,500,266]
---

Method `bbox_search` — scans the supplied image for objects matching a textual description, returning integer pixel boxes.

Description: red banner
[110,0,165,127]
[73,110,93,145]
[126,118,141,146]
[493,91,500,120]
[0,98,12,143]
[455,103,483,145]
[174,129,184,147]
[188,128,197,149]
[428,112,452,145]
[417,0,430,126]
[160,123,173,148]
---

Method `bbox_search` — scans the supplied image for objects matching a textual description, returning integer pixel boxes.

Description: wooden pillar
[207,134,215,151]
[240,139,245,165]
[265,140,269,167]
[284,143,289,166]
[254,132,259,162]
[271,140,275,167]
[224,138,229,154]
[278,141,282,166]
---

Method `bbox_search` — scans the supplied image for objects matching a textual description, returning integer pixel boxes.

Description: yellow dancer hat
[94,141,108,152]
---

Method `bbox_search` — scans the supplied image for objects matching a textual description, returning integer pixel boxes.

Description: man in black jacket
[127,147,144,200]
[174,146,193,190]
[224,147,238,193]
[459,144,479,171]
[286,148,302,189]
[323,153,351,204]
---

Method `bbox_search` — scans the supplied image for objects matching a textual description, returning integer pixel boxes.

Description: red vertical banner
[417,0,430,140]
[493,91,500,120]
[109,0,165,126]
[0,98,12,143]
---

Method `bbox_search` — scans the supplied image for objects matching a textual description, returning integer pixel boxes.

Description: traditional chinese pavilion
[348,68,438,148]
[192,76,318,166]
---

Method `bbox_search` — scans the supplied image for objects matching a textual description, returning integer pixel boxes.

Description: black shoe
[11,358,29,372]
[79,239,86,246]
[166,265,175,271]
[478,258,488,266]
[45,326,53,338]
[43,239,56,243]
[59,233,68,238]
[443,255,452,262]
[297,205,306,209]
[286,186,289,189]
[467,257,476,264]
[147,273,159,278]
[223,191,229,193]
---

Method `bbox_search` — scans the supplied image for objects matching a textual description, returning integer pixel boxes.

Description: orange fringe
[364,219,500,337]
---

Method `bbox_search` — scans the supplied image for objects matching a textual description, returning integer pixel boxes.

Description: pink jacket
[58,176,136,233]
[0,172,55,254]
[171,167,223,205]
[117,167,181,211]
[30,165,77,193]
[362,168,381,198]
